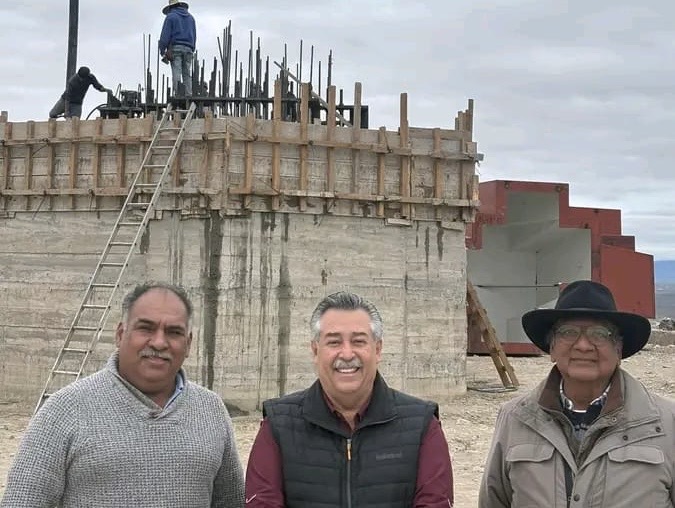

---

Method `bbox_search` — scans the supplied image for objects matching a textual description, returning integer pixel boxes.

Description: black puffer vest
[263,373,439,508]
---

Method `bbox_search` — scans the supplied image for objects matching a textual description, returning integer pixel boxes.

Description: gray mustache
[140,349,172,361]
[334,359,362,369]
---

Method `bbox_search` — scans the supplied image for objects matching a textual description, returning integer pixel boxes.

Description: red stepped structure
[466,180,654,355]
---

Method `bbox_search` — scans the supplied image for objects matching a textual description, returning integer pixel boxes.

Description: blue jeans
[170,44,194,97]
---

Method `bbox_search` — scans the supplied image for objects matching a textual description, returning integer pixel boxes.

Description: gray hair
[309,291,384,342]
[121,282,193,326]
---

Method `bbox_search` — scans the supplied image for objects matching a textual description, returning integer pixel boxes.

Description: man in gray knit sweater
[1,283,244,508]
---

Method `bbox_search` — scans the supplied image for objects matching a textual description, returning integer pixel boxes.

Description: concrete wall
[0,210,467,411]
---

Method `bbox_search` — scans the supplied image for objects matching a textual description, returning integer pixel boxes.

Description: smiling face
[311,308,382,411]
[550,317,621,393]
[115,288,192,406]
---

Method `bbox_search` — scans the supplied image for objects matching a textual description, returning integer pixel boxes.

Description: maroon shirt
[245,395,454,507]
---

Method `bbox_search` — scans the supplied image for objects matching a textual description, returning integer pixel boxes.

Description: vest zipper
[346,438,352,508]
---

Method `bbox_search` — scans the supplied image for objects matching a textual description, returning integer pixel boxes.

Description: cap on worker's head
[162,0,189,14]
[77,66,90,78]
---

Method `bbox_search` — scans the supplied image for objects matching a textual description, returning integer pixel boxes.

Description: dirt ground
[1,345,673,507]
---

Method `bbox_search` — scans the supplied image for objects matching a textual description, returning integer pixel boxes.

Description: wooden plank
[1,122,12,210]
[116,116,128,209]
[171,112,181,188]
[24,121,35,211]
[68,118,80,209]
[399,93,411,218]
[243,113,255,209]
[141,114,154,187]
[351,82,362,215]
[91,117,103,210]
[433,128,443,220]
[299,83,310,211]
[271,79,282,210]
[376,127,386,217]
[200,111,213,189]
[228,187,477,206]
[46,120,57,210]
[326,86,336,202]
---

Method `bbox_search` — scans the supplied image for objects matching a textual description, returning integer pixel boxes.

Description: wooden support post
[350,82,362,215]
[399,93,411,219]
[299,83,310,212]
[1,122,12,211]
[326,86,336,208]
[0,111,7,123]
[25,121,35,211]
[433,128,443,220]
[243,113,255,209]
[141,114,154,187]
[376,127,386,218]
[91,117,103,210]
[46,120,57,210]
[116,116,128,208]
[200,110,213,189]
[68,119,81,210]
[271,79,282,210]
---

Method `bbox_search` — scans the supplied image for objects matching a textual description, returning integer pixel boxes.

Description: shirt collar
[559,378,610,412]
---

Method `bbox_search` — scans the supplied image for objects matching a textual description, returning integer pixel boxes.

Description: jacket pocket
[604,445,667,507]
[506,443,557,507]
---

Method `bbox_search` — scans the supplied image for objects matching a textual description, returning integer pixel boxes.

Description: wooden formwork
[0,83,480,224]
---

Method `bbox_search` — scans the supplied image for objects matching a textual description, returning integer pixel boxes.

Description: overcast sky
[1,1,673,259]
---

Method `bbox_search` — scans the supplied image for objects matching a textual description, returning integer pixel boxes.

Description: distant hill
[655,260,675,284]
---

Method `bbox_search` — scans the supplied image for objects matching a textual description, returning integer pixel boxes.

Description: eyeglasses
[553,324,617,346]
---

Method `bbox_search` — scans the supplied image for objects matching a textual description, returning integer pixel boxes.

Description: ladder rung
[72,325,98,331]
[134,183,157,188]
[152,145,173,150]
[160,127,181,131]
[143,164,166,168]
[119,221,143,227]
[53,370,80,376]
[82,304,108,309]
[100,263,125,267]
[110,242,134,247]
[92,283,116,288]
[127,202,149,208]
[63,348,90,354]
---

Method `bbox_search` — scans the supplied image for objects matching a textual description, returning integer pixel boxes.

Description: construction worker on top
[49,66,112,119]
[159,0,196,97]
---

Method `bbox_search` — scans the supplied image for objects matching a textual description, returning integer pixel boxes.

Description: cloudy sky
[1,1,673,259]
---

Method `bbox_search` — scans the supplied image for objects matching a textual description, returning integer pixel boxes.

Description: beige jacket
[479,367,674,507]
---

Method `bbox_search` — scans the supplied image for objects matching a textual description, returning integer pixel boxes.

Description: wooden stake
[1,122,12,210]
[299,83,310,211]
[243,113,255,209]
[399,93,411,218]
[46,119,56,210]
[433,128,443,220]
[326,86,336,203]
[68,118,80,209]
[25,121,35,211]
[116,115,128,208]
[200,110,213,189]
[350,82,362,215]
[271,79,282,210]
[91,117,103,210]
[376,127,386,218]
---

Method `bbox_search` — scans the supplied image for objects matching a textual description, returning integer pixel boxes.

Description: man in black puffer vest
[245,291,454,507]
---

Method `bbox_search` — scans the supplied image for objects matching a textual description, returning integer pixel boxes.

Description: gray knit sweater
[0,353,244,508]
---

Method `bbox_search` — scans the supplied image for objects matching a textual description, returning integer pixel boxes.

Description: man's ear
[185,331,193,358]
[311,340,318,358]
[115,322,124,348]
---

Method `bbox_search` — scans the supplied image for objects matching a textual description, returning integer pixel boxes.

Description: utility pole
[66,0,79,86]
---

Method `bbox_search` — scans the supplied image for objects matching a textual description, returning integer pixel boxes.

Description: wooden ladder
[467,281,519,388]
[34,103,197,414]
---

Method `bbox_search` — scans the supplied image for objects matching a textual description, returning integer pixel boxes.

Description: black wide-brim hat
[163,1,189,14]
[521,280,651,359]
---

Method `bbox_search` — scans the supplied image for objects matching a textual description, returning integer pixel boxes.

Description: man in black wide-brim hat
[479,280,674,508]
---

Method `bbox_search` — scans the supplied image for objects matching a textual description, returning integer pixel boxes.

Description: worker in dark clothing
[159,0,196,97]
[49,67,111,119]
